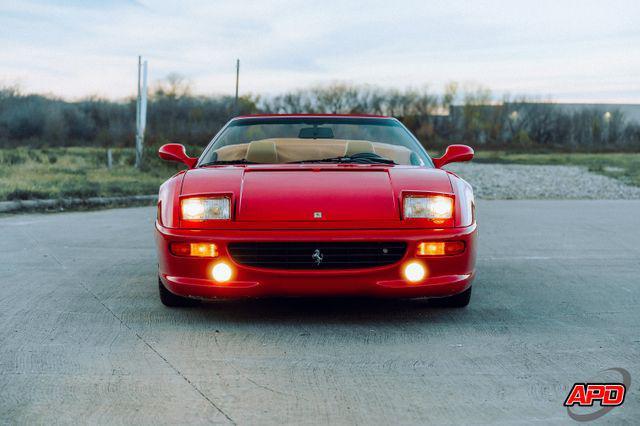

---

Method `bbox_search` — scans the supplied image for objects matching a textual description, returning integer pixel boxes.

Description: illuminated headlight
[181,197,230,220]
[403,195,453,219]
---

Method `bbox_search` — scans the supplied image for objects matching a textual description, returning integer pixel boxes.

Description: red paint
[156,225,476,298]
[432,144,474,168]
[158,143,198,169]
[155,116,477,300]
[176,165,455,230]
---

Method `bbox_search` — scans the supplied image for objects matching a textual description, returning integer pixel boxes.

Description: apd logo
[564,368,630,421]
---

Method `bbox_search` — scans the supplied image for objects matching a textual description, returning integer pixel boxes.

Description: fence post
[107,149,113,170]
[135,56,148,169]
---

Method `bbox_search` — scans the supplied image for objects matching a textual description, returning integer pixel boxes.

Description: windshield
[199,117,431,166]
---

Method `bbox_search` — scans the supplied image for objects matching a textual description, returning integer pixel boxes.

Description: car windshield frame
[197,116,434,167]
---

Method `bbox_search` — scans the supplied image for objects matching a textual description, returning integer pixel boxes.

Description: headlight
[403,195,453,219]
[181,197,230,220]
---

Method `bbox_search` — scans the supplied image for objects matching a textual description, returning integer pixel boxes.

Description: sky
[1,0,639,102]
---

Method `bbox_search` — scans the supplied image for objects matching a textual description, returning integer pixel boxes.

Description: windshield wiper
[199,159,258,167]
[200,153,396,166]
[287,152,396,165]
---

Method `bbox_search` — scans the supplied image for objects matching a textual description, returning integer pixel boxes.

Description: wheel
[431,286,472,308]
[158,277,200,307]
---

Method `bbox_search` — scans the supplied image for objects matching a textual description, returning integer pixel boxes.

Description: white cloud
[0,0,639,101]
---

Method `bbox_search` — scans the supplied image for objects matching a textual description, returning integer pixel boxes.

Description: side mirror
[158,143,198,169]
[432,144,474,168]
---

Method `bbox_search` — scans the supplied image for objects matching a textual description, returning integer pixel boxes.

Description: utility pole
[135,55,148,169]
[234,58,240,115]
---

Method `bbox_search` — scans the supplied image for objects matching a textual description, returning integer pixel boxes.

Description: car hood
[180,165,453,223]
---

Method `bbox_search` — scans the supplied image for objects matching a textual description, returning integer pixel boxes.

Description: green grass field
[1,147,639,201]
[0,147,190,201]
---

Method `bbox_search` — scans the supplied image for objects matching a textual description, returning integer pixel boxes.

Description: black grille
[228,242,407,270]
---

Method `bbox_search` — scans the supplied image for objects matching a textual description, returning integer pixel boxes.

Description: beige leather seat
[344,140,375,156]
[246,140,279,163]
[214,138,413,164]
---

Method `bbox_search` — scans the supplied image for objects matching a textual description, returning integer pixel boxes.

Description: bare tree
[153,73,192,99]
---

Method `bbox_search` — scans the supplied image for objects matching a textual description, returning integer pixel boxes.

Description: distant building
[541,103,640,123]
[442,102,640,145]
[449,102,640,124]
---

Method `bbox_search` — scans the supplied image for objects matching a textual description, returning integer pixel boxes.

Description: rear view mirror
[158,144,198,169]
[432,145,474,168]
[298,127,334,139]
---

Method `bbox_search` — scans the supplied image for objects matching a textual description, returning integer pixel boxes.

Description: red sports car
[155,114,477,307]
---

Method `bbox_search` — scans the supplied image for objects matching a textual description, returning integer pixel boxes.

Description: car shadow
[178,297,470,326]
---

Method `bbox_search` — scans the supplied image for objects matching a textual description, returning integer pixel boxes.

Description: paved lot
[1,201,638,424]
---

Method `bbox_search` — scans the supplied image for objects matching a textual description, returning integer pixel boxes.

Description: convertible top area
[198,115,432,167]
[211,138,414,164]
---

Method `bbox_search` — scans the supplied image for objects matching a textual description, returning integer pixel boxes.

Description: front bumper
[155,223,477,299]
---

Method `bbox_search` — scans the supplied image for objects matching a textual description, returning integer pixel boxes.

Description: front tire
[158,278,200,307]
[431,286,472,308]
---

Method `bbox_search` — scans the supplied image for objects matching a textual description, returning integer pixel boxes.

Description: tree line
[1,79,639,152]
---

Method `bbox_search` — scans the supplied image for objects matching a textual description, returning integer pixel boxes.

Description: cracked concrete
[0,201,638,424]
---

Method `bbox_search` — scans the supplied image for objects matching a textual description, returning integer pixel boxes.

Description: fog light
[212,262,233,283]
[403,261,426,283]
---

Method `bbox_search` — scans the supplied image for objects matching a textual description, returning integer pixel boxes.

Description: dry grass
[1,147,639,201]
[0,147,192,201]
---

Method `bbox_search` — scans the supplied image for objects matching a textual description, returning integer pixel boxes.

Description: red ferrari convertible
[155,114,477,307]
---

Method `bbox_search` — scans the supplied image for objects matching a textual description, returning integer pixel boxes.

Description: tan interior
[246,139,279,163]
[213,138,413,165]
[344,140,375,156]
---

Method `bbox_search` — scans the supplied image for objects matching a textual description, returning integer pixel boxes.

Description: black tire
[158,278,200,307]
[431,286,472,308]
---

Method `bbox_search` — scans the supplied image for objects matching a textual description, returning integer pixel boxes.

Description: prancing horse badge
[312,249,323,266]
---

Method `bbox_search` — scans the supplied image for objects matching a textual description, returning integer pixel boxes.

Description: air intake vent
[228,242,407,270]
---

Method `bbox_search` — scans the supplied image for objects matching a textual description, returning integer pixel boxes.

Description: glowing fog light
[211,262,233,283]
[403,261,426,283]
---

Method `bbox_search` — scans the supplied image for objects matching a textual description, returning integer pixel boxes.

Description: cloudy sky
[1,0,639,101]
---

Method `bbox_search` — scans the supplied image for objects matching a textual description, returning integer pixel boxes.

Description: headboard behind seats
[246,140,279,163]
[344,140,375,156]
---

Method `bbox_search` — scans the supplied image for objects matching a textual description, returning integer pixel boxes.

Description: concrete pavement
[0,201,638,424]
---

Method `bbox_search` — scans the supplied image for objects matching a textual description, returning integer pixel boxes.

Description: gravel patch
[445,163,640,199]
